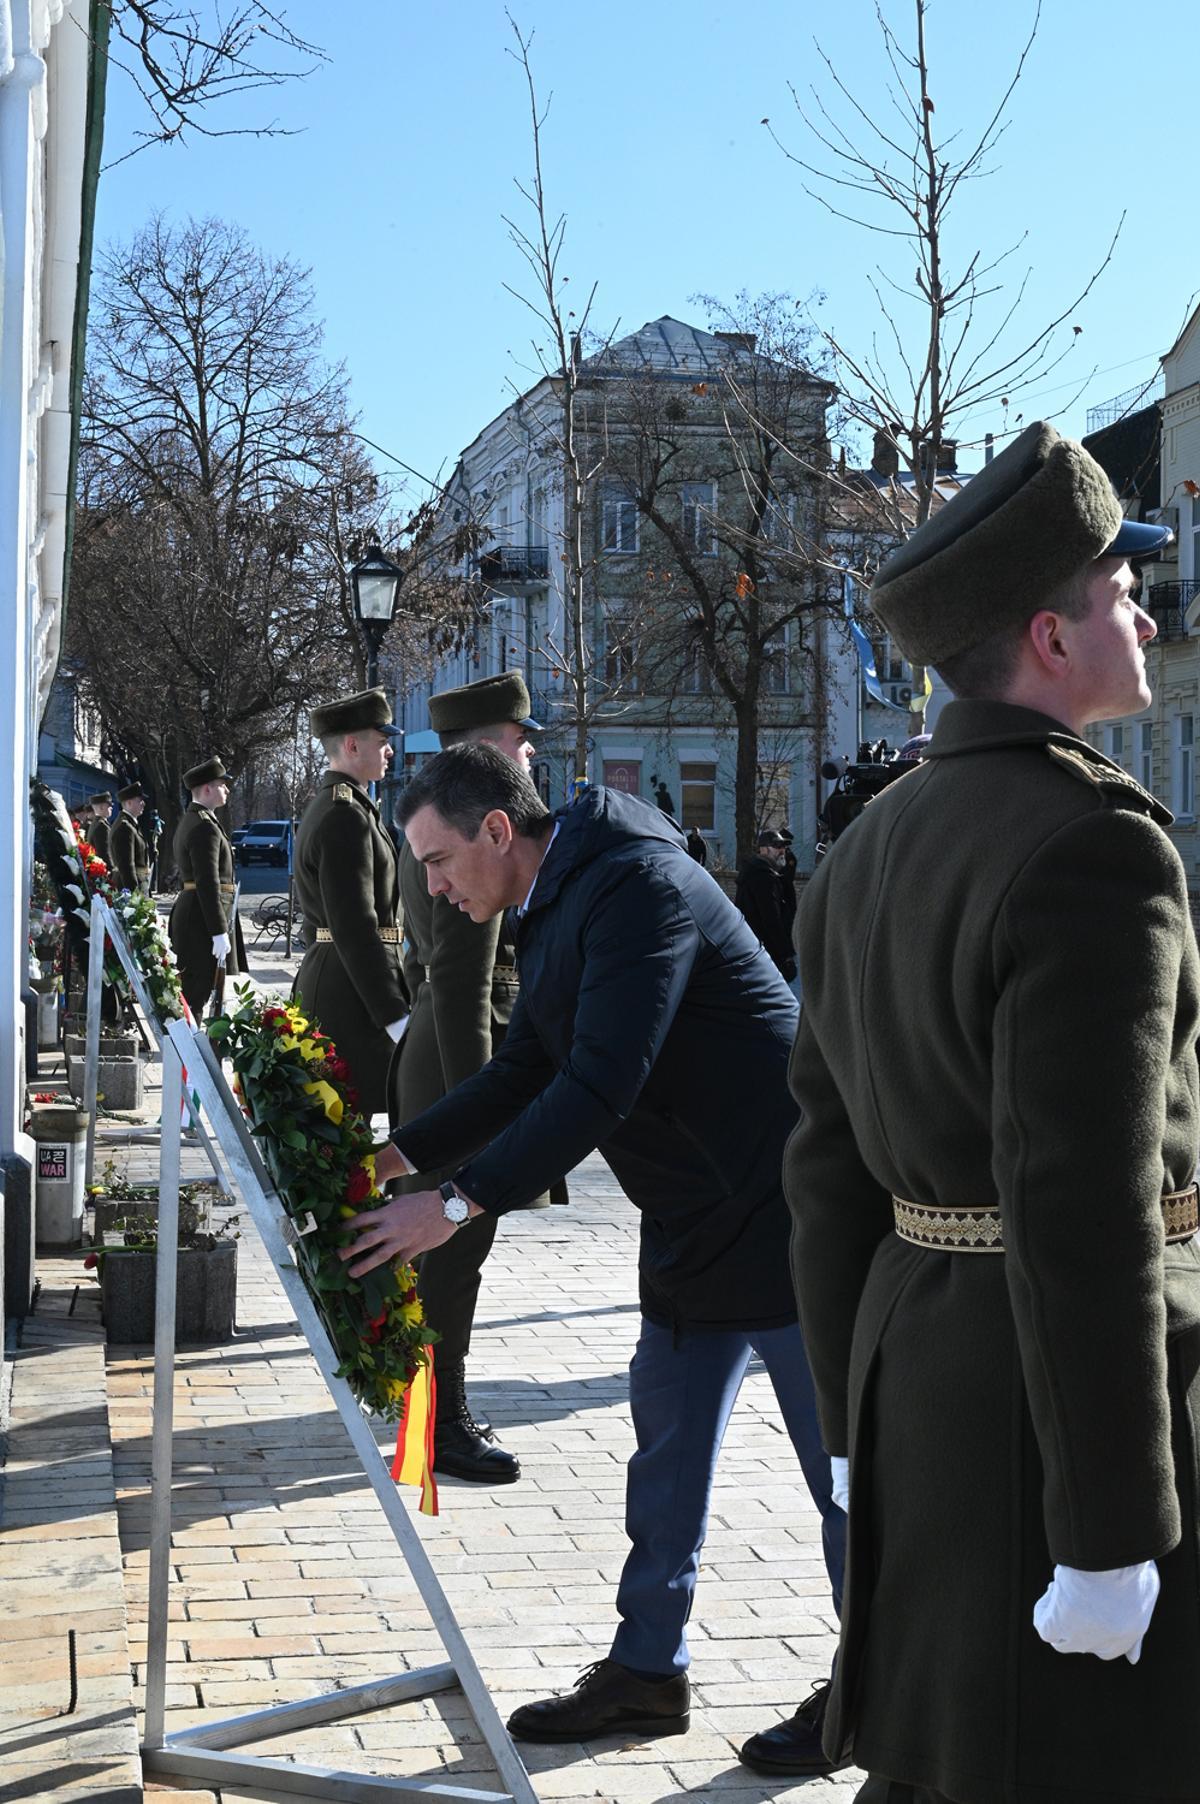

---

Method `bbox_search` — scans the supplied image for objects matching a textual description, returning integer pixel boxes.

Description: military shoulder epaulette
[332,782,356,804]
[1046,741,1172,825]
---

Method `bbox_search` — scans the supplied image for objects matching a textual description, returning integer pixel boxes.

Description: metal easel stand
[140,1019,537,1804]
[81,894,231,1197]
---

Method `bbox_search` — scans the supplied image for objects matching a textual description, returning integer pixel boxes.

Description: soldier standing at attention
[87,792,113,867]
[784,422,1200,1802]
[109,783,152,893]
[292,688,408,1120]
[169,757,246,1018]
[393,671,548,1486]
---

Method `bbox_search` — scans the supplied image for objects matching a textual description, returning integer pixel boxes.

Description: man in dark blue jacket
[344,743,844,1766]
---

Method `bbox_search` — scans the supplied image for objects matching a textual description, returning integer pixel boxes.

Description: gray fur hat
[870,422,1171,666]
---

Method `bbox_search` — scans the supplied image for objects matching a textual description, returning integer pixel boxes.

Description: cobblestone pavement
[8,931,864,1802]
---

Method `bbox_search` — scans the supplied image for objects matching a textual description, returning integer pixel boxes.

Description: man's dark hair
[396,742,551,841]
[935,566,1093,700]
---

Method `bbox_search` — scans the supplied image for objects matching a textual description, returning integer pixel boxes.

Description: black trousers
[856,1782,957,1804]
[415,1211,499,1368]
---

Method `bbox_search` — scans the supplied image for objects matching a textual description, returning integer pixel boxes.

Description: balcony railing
[475,544,550,586]
[1146,581,1198,643]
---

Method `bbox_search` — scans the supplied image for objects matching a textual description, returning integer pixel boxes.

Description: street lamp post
[348,543,405,812]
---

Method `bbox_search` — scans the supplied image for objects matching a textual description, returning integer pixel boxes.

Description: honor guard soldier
[87,792,113,867]
[392,671,555,1485]
[783,423,1200,1803]
[169,757,246,1017]
[109,783,152,894]
[292,688,408,1119]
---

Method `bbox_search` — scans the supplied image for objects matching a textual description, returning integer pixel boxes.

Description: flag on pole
[850,621,907,712]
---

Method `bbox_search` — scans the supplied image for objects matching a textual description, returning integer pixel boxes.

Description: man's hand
[371,1141,413,1185]
[1033,1561,1160,1664]
[212,931,231,961]
[339,1190,464,1276]
[830,1454,849,1513]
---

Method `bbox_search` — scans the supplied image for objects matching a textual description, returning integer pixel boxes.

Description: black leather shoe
[433,1359,515,1482]
[738,1676,848,1776]
[507,1659,690,1743]
[433,1416,519,1483]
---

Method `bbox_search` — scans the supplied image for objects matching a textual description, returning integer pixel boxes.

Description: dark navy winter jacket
[396,786,801,1330]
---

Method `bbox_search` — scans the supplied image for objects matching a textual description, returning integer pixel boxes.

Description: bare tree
[591,295,841,861]
[766,0,1121,707]
[68,215,465,846]
[102,0,324,167]
[502,15,609,783]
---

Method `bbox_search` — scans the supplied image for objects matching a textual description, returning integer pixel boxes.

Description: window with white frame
[762,628,790,694]
[681,481,717,555]
[680,761,717,832]
[601,484,639,554]
[762,492,795,548]
[602,607,640,689]
[1139,720,1154,790]
[1106,723,1125,763]
[1175,714,1194,816]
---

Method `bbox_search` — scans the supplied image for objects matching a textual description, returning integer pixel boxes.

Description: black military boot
[737,1675,848,1776]
[507,1659,690,1743]
[433,1359,518,1484]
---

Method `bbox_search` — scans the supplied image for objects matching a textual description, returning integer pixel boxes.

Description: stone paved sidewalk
[6,934,864,1801]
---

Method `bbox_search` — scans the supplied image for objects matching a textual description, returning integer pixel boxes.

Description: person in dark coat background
[735,828,795,981]
[342,745,846,1767]
[788,421,1200,1804]
[86,791,113,867]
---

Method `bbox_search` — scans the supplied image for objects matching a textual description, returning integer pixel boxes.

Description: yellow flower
[386,1377,409,1400]
[285,1006,311,1033]
[338,1204,358,1219]
[400,1300,423,1328]
[303,1079,343,1125]
[278,1033,299,1052]
[297,1038,323,1063]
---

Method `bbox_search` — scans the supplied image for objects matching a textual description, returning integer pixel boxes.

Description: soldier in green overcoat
[390,671,551,1484]
[86,792,113,868]
[168,758,246,1017]
[109,783,152,894]
[785,423,1200,1804]
[292,688,408,1119]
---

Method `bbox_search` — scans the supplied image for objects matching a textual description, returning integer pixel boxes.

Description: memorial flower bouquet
[209,987,435,1426]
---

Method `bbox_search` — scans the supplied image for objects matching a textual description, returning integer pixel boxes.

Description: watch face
[440,1184,469,1224]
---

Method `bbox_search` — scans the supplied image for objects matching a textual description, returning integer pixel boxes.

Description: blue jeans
[609,1316,846,1676]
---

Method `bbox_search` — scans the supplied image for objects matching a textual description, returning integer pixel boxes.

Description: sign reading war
[38,1143,68,1181]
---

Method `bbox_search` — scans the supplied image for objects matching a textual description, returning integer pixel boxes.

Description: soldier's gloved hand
[830,1455,850,1513]
[211,932,231,961]
[385,1017,409,1044]
[1033,1561,1160,1664]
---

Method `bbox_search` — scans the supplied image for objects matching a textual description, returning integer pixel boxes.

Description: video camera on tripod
[817,740,912,853]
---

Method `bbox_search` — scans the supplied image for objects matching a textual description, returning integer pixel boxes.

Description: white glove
[211,932,231,961]
[1033,1561,1160,1665]
[385,1016,409,1044]
[830,1455,850,1513]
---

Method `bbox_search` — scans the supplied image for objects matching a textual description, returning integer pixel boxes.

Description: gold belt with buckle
[893,1184,1200,1254]
[314,925,399,943]
[183,881,236,893]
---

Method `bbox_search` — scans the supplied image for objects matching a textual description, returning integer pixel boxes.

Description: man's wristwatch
[438,1181,470,1229]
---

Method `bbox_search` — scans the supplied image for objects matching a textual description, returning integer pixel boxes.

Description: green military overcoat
[109,811,151,894]
[89,816,112,868]
[168,804,246,1015]
[787,699,1200,1804]
[292,771,407,1117]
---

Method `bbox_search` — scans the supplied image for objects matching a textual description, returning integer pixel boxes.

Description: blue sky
[93,0,1193,500]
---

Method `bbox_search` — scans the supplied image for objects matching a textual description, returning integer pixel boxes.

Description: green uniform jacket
[292,771,407,1117]
[109,811,151,893]
[787,699,1200,1803]
[89,816,112,868]
[168,804,246,1014]
[390,838,532,1181]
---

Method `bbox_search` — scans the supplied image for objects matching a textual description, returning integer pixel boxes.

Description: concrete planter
[67,1052,143,1110]
[91,1181,215,1243]
[65,1032,138,1060]
[100,1236,237,1343]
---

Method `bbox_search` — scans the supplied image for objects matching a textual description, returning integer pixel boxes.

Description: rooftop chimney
[872,425,902,479]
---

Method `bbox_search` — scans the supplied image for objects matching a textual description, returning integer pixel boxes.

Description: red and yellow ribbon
[390,1350,438,1515]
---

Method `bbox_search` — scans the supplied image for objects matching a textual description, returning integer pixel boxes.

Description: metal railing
[475,544,550,585]
[1146,581,1198,643]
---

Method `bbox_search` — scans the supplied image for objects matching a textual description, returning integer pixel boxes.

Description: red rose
[262,1006,288,1026]
[345,1163,372,1205]
[83,1253,97,1269]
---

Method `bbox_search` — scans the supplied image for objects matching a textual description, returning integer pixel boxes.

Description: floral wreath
[211,987,438,1510]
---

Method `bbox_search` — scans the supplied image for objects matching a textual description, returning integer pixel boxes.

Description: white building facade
[0,0,105,1330]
